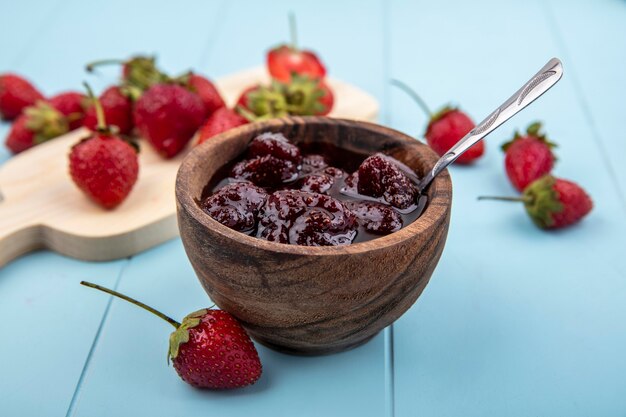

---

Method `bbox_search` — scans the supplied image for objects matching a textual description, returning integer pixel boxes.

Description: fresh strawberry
[69,84,138,208]
[267,14,326,82]
[83,86,133,135]
[80,281,262,389]
[196,107,248,145]
[0,73,45,120]
[86,55,167,99]
[502,122,557,192]
[391,79,484,164]
[5,102,69,153]
[49,91,87,130]
[186,73,225,117]
[479,175,593,229]
[236,85,261,113]
[237,75,332,120]
[316,81,333,116]
[133,84,205,158]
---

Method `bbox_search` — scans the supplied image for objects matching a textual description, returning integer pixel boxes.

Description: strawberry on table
[267,13,327,82]
[4,102,69,153]
[83,86,134,135]
[479,175,593,229]
[49,91,87,130]
[133,83,205,158]
[0,73,45,120]
[391,79,484,164]
[69,84,139,209]
[502,121,557,192]
[80,281,262,389]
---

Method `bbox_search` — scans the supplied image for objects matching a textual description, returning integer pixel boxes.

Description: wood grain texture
[0,68,378,267]
[176,117,452,354]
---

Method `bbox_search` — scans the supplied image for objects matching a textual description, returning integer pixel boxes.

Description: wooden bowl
[176,117,452,355]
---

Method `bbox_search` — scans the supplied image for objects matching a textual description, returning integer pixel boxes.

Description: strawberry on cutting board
[69,84,138,209]
[133,83,205,158]
[391,79,484,164]
[80,281,262,389]
[0,73,45,120]
[83,86,134,135]
[267,14,326,82]
[5,102,69,153]
[479,175,593,229]
[502,121,557,192]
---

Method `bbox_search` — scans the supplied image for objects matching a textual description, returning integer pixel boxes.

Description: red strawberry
[196,107,248,145]
[133,84,205,158]
[86,55,167,99]
[0,73,45,120]
[236,85,261,113]
[391,79,484,164]
[479,175,593,229]
[267,14,326,82]
[5,102,69,153]
[502,122,556,192]
[186,73,225,117]
[83,86,133,135]
[80,281,262,389]
[49,91,87,130]
[69,84,138,208]
[317,81,334,116]
[237,75,332,120]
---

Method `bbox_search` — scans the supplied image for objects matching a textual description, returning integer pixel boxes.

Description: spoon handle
[416,57,564,193]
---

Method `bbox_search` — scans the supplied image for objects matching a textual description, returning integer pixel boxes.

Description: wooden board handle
[0,193,41,267]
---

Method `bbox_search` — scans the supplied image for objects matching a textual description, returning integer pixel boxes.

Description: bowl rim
[176,116,452,256]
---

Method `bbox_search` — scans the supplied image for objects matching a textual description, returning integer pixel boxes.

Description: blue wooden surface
[1,0,625,416]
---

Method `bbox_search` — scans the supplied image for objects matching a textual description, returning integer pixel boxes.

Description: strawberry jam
[200,132,427,246]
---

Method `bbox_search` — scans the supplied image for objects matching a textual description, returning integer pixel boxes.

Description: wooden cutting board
[0,67,378,267]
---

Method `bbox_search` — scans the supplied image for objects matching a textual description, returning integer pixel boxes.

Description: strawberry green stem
[80,281,181,329]
[477,196,531,203]
[289,12,298,50]
[85,59,124,72]
[390,79,433,119]
[83,82,106,132]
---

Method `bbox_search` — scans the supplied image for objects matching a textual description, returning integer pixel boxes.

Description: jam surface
[200,132,427,246]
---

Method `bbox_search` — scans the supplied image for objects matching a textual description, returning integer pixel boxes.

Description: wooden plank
[71,1,390,415]
[70,240,387,417]
[388,0,626,416]
[543,0,626,207]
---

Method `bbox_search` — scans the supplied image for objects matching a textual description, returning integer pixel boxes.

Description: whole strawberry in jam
[267,14,326,83]
[0,73,45,120]
[201,182,268,232]
[257,190,357,246]
[80,281,262,389]
[49,91,87,130]
[196,108,248,145]
[479,175,593,229]
[69,84,138,209]
[5,101,69,153]
[345,201,403,234]
[133,84,205,158]
[502,121,556,192]
[355,153,418,210]
[392,79,483,164]
[231,132,301,187]
[83,86,134,135]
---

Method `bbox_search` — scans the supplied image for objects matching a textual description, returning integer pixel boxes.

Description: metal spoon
[415,57,563,194]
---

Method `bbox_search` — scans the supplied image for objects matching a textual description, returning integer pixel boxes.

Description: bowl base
[250,331,380,356]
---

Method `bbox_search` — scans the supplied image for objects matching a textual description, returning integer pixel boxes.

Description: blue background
[1,0,625,416]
